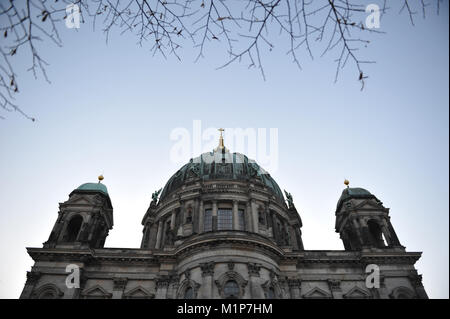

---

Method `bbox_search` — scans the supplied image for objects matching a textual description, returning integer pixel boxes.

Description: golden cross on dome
[215,128,227,151]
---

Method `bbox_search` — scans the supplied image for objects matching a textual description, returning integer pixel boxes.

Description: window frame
[217,209,233,231]
[203,209,213,232]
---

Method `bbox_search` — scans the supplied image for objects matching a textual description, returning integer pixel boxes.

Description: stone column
[198,200,204,233]
[167,274,180,299]
[351,217,364,248]
[288,225,296,249]
[282,221,291,246]
[359,218,373,247]
[379,222,392,246]
[265,204,273,237]
[200,262,215,298]
[270,211,279,243]
[251,200,259,234]
[140,224,149,248]
[193,199,200,233]
[248,263,263,298]
[245,201,253,232]
[340,231,351,250]
[327,280,342,299]
[155,220,164,249]
[179,201,186,225]
[112,278,128,299]
[233,200,239,230]
[287,279,301,299]
[212,201,218,231]
[155,276,170,299]
[295,227,304,250]
[46,211,65,246]
[382,218,401,246]
[170,210,176,229]
[86,214,99,243]
[148,221,158,249]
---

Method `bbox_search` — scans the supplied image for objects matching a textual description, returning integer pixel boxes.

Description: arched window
[184,287,194,299]
[32,284,63,299]
[65,215,83,242]
[390,287,416,299]
[223,280,240,299]
[39,291,57,299]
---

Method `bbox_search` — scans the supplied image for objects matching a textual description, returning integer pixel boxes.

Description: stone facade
[20,148,427,299]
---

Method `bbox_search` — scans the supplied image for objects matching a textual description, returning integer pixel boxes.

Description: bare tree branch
[0,0,441,120]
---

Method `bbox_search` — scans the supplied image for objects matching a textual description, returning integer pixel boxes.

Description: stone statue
[151,188,162,205]
[284,190,294,209]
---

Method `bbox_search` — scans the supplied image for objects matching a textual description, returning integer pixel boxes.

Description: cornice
[26,245,422,267]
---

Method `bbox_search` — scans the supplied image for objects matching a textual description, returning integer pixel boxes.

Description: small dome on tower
[336,187,377,212]
[75,182,108,196]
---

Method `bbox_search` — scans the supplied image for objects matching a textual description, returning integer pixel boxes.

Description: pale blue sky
[0,2,448,298]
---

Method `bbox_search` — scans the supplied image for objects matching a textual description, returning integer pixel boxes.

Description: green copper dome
[76,182,109,195]
[336,187,377,212]
[159,150,284,202]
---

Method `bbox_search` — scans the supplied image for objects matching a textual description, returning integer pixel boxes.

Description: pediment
[69,198,92,205]
[81,285,112,298]
[353,199,384,211]
[343,286,372,299]
[302,287,332,299]
[64,195,95,206]
[123,286,154,299]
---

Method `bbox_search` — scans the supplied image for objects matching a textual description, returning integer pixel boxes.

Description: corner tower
[335,180,402,251]
[44,176,113,249]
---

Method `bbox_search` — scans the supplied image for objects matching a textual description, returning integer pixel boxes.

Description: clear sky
[0,2,448,298]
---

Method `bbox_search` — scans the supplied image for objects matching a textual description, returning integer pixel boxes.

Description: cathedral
[20,133,428,299]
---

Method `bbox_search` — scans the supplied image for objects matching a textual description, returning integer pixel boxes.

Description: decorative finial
[344,179,350,188]
[215,128,227,152]
[98,175,104,183]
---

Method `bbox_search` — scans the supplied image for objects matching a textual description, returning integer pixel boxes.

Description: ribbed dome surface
[160,150,284,202]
